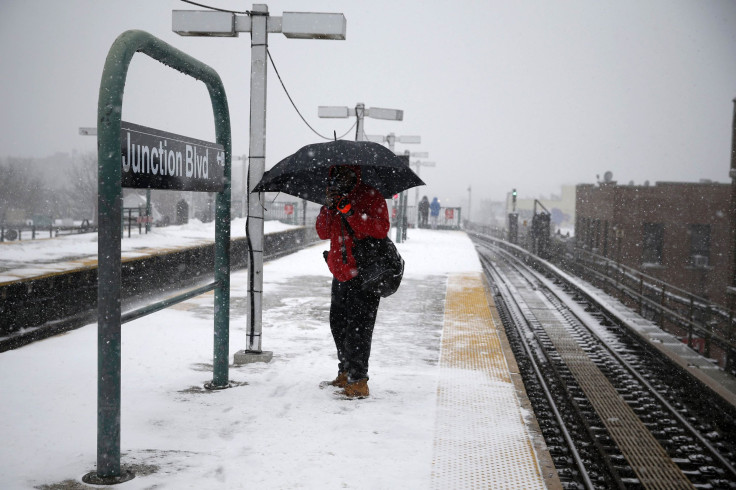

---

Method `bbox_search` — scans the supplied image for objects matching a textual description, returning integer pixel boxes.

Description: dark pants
[330,277,381,382]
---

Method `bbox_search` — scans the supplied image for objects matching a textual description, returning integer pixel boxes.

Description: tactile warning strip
[431,272,546,489]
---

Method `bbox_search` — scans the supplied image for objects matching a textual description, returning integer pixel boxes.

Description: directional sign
[120,121,225,192]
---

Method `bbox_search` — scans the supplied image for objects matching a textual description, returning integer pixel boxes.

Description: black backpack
[352,235,404,297]
[332,216,404,297]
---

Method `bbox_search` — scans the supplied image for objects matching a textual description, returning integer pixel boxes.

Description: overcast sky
[2,0,736,212]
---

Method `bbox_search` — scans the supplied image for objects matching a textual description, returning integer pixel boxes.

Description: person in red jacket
[316,165,390,398]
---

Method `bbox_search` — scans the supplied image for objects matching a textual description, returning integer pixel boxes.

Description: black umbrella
[253,139,425,205]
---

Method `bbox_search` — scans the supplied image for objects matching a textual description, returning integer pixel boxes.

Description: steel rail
[479,253,596,489]
[482,236,736,481]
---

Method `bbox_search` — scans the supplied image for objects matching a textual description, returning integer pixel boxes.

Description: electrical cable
[266,49,356,141]
[245,169,256,350]
[179,0,251,14]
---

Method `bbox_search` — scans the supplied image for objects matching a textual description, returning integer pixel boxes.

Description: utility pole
[174,4,346,365]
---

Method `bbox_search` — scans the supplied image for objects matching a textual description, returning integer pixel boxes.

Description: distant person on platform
[316,165,390,399]
[429,197,441,229]
[418,195,430,228]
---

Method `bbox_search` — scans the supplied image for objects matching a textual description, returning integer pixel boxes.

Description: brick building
[575,181,733,305]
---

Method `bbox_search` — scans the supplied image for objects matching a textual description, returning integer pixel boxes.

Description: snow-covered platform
[0,229,558,489]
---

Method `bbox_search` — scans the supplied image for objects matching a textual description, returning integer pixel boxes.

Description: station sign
[120,121,225,192]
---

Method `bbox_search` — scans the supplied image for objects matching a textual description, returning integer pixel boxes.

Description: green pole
[89,30,231,483]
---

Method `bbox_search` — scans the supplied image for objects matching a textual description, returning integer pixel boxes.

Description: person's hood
[328,164,363,194]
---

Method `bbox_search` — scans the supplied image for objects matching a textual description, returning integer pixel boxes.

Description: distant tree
[0,158,48,223]
[66,151,98,222]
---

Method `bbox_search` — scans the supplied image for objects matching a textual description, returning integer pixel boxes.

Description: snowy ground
[0,228,483,489]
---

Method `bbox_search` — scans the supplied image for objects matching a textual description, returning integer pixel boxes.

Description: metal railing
[404,205,463,230]
[0,220,95,242]
[571,247,735,368]
[467,226,736,371]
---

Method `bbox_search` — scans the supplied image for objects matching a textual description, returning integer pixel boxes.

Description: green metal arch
[94,29,231,481]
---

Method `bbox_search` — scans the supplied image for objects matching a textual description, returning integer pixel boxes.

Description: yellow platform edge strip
[431,271,558,489]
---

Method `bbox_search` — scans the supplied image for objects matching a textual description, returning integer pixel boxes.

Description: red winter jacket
[316,168,390,282]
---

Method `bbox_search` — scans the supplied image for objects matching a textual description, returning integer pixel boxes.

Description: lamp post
[174,5,346,364]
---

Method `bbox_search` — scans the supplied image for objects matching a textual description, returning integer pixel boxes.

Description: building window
[689,224,710,267]
[642,223,664,265]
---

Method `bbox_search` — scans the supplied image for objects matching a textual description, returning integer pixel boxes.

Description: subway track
[472,233,736,489]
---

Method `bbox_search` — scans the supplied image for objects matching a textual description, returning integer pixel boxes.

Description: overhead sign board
[120,121,225,192]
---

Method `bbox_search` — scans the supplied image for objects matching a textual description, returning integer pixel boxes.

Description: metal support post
[355,103,365,141]
[395,191,404,243]
[235,4,272,364]
[401,191,408,240]
[727,294,735,370]
[688,295,695,347]
[414,168,420,227]
[705,305,712,358]
[660,284,666,327]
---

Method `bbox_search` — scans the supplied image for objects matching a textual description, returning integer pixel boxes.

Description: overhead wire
[179,0,251,14]
[266,49,355,141]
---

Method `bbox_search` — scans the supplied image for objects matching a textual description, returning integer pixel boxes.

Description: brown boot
[325,372,348,388]
[342,378,369,398]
